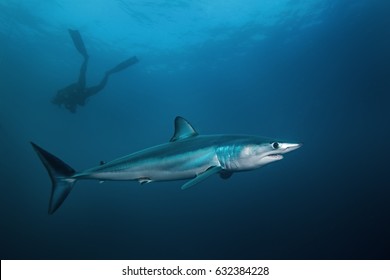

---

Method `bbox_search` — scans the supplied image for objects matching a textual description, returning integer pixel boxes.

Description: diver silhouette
[52,29,138,113]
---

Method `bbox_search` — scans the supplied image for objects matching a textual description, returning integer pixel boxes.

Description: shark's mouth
[266,154,283,160]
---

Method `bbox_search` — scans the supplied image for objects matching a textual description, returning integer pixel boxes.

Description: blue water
[0,0,389,259]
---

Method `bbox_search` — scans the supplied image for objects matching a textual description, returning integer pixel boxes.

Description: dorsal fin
[170,116,199,142]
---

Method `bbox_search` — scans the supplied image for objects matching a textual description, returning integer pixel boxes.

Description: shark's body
[32,117,301,214]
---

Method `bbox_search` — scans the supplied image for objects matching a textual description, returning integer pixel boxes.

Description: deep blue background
[0,0,389,259]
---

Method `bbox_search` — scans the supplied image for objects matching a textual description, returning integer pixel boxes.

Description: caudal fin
[31,142,77,214]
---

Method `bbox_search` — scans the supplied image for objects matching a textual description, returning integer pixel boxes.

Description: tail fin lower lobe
[31,142,77,214]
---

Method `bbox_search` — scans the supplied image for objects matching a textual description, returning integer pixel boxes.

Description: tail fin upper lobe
[31,142,77,214]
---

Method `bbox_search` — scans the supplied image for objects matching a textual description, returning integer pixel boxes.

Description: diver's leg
[83,56,138,98]
[85,73,109,97]
[68,29,88,58]
[106,56,138,75]
[77,57,88,89]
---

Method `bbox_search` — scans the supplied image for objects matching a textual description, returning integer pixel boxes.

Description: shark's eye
[272,142,279,149]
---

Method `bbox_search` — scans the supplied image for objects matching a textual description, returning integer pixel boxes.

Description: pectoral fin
[181,166,222,190]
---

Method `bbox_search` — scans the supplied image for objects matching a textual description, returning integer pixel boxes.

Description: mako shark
[31,116,302,214]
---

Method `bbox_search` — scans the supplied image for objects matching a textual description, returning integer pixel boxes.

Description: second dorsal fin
[170,116,199,142]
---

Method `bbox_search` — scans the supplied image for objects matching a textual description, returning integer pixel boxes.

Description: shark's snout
[290,143,302,150]
[280,142,302,153]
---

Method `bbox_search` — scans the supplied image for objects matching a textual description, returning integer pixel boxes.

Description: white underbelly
[85,153,220,182]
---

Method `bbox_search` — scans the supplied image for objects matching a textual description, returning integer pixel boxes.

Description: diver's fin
[68,29,88,58]
[106,56,139,75]
[31,142,77,215]
[170,116,199,142]
[181,166,222,190]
